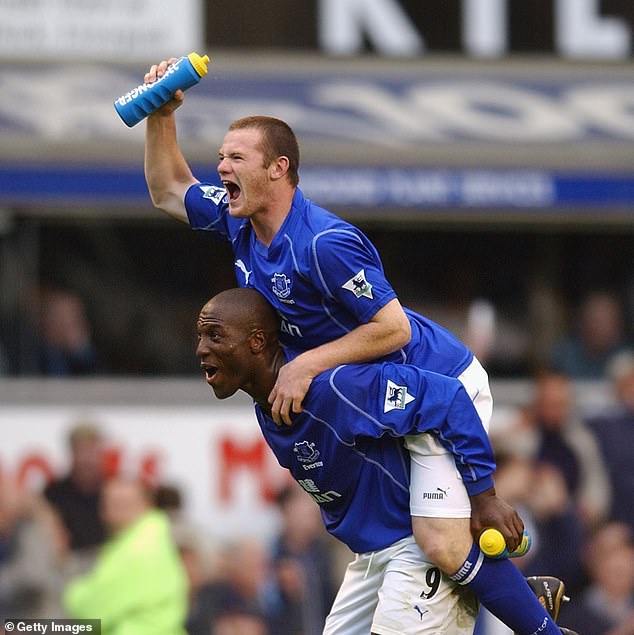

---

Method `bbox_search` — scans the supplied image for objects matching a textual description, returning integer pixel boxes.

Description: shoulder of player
[307,364,382,407]
[186,182,248,233]
[300,366,382,440]
[188,182,225,205]
[295,190,359,242]
[330,363,464,406]
[304,365,352,404]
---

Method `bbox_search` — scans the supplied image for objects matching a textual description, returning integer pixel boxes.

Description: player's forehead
[197,300,246,334]
[220,127,264,154]
[197,301,224,327]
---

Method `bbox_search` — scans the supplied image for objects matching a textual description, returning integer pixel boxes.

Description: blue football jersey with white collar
[255,362,496,554]
[185,184,472,376]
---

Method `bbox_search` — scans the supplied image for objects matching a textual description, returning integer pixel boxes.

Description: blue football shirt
[255,361,496,553]
[185,184,473,377]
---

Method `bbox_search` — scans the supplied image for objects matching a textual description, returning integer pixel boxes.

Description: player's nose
[195,337,209,358]
[217,156,230,175]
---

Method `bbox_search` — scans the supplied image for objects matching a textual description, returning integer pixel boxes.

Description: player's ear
[269,155,290,182]
[249,329,267,354]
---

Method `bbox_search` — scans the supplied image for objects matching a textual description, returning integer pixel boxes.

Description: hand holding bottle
[479,528,532,559]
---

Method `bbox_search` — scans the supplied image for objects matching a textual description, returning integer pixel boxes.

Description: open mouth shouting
[201,363,219,386]
[222,180,241,204]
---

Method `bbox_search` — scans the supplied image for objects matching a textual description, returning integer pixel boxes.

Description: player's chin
[209,383,238,400]
[227,199,249,218]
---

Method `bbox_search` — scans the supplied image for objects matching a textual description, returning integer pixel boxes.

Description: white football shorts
[323,535,478,635]
[405,356,493,518]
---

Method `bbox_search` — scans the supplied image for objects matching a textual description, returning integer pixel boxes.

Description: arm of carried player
[269,298,411,425]
[331,363,497,493]
[403,373,524,547]
[330,363,523,548]
[402,366,496,495]
[144,58,200,223]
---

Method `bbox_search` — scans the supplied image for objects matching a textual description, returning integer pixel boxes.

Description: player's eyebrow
[197,315,225,329]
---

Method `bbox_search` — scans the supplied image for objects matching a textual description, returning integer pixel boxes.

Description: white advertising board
[0,401,291,544]
[0,0,203,61]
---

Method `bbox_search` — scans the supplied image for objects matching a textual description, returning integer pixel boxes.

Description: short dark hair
[229,116,300,187]
[209,288,280,338]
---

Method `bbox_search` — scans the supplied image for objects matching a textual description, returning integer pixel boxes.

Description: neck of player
[250,188,295,247]
[246,348,288,415]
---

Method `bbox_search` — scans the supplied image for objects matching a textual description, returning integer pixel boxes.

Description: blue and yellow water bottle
[114,52,210,127]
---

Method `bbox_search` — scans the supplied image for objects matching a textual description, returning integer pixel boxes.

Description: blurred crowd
[0,422,344,635]
[478,351,634,635]
[1,344,633,635]
[1,282,633,635]
[0,279,633,379]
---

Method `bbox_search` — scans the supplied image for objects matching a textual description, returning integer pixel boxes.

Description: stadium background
[1,1,633,632]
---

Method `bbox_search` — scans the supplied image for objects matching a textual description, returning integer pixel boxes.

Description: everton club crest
[271,273,292,301]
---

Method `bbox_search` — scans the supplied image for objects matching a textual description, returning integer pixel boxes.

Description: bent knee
[412,517,472,573]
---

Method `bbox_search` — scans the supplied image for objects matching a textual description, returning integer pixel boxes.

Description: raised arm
[144,59,199,223]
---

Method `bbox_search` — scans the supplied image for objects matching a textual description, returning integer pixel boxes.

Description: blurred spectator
[493,452,585,590]
[156,481,224,635]
[558,522,634,634]
[522,462,586,594]
[268,484,339,635]
[63,476,188,635]
[154,481,213,550]
[212,611,269,635]
[551,291,631,379]
[527,282,567,373]
[36,287,99,375]
[587,351,634,532]
[43,422,107,552]
[180,535,222,635]
[154,483,185,517]
[464,298,497,367]
[0,477,69,618]
[528,370,611,528]
[413,294,530,376]
[474,453,585,635]
[489,380,599,589]
[185,539,275,635]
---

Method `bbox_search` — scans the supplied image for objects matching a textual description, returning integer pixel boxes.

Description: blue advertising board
[0,60,633,215]
[1,165,633,212]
